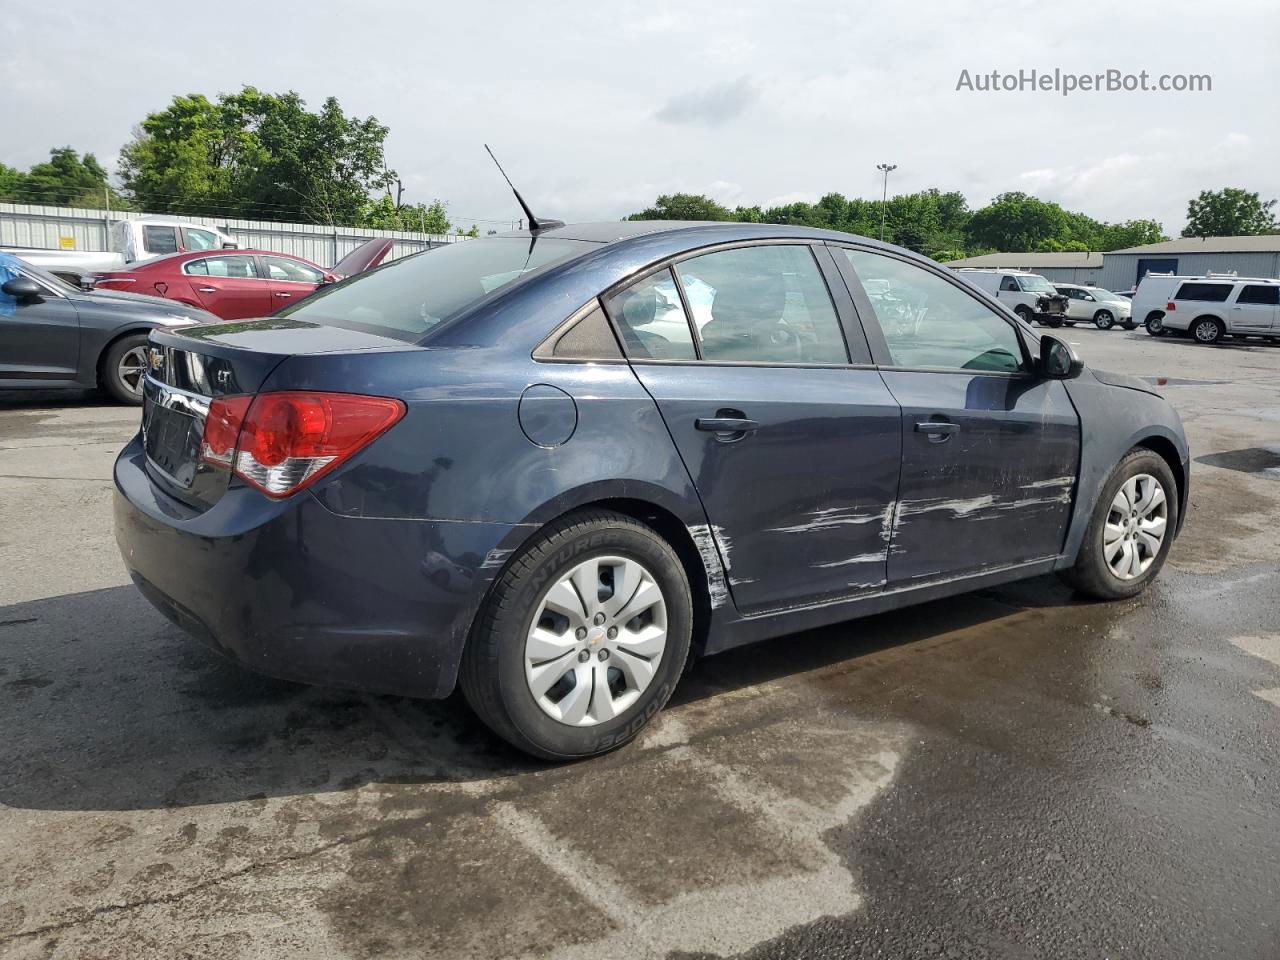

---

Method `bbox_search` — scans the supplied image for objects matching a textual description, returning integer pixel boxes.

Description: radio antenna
[485,144,563,233]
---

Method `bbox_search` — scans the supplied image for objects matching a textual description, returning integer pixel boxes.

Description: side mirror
[1039,334,1084,379]
[2,277,44,303]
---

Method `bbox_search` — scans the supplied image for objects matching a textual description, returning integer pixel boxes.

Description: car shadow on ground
[0,574,1088,814]
[0,389,115,410]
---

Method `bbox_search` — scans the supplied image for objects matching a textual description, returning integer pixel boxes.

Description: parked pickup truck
[2,216,238,288]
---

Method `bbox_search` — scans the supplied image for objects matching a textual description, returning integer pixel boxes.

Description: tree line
[2,85,1276,251]
[629,186,1278,258]
[0,87,478,236]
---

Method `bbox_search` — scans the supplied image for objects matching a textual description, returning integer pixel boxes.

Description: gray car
[0,256,216,404]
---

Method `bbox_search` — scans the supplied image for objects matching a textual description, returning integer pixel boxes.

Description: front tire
[460,509,693,760]
[1059,449,1177,600]
[100,333,149,405]
[1094,310,1115,330]
[1014,305,1034,325]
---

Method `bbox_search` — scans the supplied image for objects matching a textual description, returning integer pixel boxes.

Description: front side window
[1237,284,1280,306]
[840,248,1027,374]
[265,257,324,283]
[1174,282,1231,302]
[144,225,179,255]
[603,269,696,360]
[184,256,260,279]
[999,275,1020,292]
[184,228,220,251]
[278,236,591,342]
[675,245,847,364]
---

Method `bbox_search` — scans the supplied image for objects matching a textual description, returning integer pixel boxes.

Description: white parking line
[1229,635,1280,708]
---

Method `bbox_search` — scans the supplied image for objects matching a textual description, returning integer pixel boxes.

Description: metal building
[1100,235,1280,291]
[942,251,1103,285]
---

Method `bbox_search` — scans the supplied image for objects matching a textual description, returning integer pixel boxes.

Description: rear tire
[459,509,693,760]
[1058,449,1177,600]
[1145,314,1167,337]
[100,333,149,405]
[1191,316,1225,344]
[1094,310,1115,330]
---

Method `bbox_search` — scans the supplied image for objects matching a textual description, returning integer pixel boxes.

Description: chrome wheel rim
[117,346,148,396]
[1096,312,1112,328]
[1104,473,1168,581]
[524,555,667,727]
[1194,320,1219,342]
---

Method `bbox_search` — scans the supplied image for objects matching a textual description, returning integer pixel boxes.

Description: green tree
[119,88,393,224]
[1181,188,1277,238]
[0,147,131,209]
[628,193,733,221]
[1097,219,1167,250]
[966,192,1069,251]
[362,195,452,234]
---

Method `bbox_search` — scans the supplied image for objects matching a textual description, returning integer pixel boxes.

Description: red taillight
[200,395,252,467]
[198,391,405,498]
[1166,301,1176,311]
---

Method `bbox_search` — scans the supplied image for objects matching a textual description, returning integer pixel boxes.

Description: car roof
[491,219,884,247]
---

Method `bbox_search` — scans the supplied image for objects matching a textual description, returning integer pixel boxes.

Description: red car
[92,239,395,320]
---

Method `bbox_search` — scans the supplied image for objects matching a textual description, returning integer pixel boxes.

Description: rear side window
[1174,283,1231,302]
[144,225,179,255]
[603,269,697,360]
[1237,285,1280,306]
[675,245,848,364]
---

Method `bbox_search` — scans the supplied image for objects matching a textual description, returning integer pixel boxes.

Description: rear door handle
[197,287,216,293]
[696,417,759,434]
[274,292,292,298]
[915,421,959,440]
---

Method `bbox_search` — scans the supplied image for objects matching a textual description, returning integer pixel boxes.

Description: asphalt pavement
[1,326,1278,959]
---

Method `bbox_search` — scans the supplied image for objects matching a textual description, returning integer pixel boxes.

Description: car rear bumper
[113,434,525,699]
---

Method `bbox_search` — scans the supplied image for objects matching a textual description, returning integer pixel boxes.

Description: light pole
[876,163,897,241]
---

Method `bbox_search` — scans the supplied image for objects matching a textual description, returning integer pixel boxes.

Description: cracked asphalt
[2,327,1278,959]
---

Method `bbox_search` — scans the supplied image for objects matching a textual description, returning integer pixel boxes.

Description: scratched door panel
[631,364,902,613]
[881,371,1080,584]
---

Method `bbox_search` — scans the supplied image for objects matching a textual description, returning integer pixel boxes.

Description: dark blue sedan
[114,221,1189,759]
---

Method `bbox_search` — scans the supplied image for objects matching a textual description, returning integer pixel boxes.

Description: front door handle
[274,292,292,298]
[915,420,959,442]
[197,287,216,293]
[696,416,759,437]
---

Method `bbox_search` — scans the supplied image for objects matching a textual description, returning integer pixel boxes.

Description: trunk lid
[142,316,412,512]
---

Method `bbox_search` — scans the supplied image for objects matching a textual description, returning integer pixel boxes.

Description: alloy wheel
[524,555,668,726]
[117,346,149,397]
[1194,320,1221,343]
[1103,473,1168,581]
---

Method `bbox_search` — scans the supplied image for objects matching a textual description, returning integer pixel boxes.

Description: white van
[1134,274,1280,344]
[1,217,238,288]
[953,269,1070,326]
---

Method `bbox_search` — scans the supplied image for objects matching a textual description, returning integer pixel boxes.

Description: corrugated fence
[0,202,461,266]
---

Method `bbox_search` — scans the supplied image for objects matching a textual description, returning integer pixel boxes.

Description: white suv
[1134,274,1280,344]
[954,269,1070,327]
[1054,284,1135,330]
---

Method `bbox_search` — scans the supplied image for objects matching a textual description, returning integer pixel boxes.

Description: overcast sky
[4,0,1276,235]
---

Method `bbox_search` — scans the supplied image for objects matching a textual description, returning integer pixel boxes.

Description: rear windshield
[1174,282,1232,302]
[276,237,592,342]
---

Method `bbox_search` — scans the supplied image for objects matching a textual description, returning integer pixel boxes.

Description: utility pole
[876,163,897,242]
